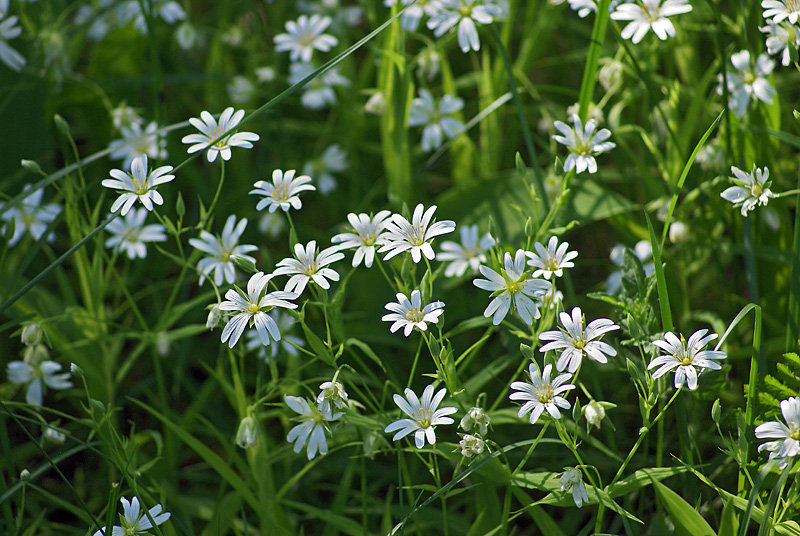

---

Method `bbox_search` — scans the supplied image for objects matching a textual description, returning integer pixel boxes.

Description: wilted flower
[460,434,485,457]
[583,400,615,430]
[560,467,588,507]
[317,381,349,414]
[460,407,490,435]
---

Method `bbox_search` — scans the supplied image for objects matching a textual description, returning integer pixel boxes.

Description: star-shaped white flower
[0,3,26,71]
[303,144,349,195]
[0,185,61,247]
[93,496,170,536]
[189,214,258,287]
[427,0,501,52]
[250,169,315,213]
[104,207,167,260]
[721,165,776,216]
[408,90,465,152]
[274,14,338,63]
[273,240,345,295]
[219,272,299,348]
[718,51,775,119]
[288,61,351,110]
[382,289,445,336]
[384,384,457,448]
[331,210,392,268]
[610,0,692,44]
[762,0,800,24]
[384,0,444,32]
[539,307,620,373]
[436,224,495,278]
[553,114,615,174]
[378,204,456,263]
[317,381,349,415]
[473,249,552,325]
[285,395,342,460]
[755,396,800,468]
[7,359,72,407]
[509,363,575,425]
[102,154,175,216]
[182,107,260,162]
[525,236,578,279]
[760,22,800,66]
[108,121,168,170]
[647,329,727,390]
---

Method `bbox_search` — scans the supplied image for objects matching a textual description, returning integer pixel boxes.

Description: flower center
[406,306,425,323]
[272,183,290,202]
[751,183,764,197]
[412,407,433,428]
[572,337,586,350]
[303,258,319,275]
[405,225,427,247]
[134,137,152,155]
[788,0,800,12]
[743,71,756,85]
[679,355,693,366]
[537,383,554,404]
[356,228,377,246]
[215,245,232,262]
[544,257,558,271]
[246,303,260,315]
[506,279,521,294]
[790,427,800,441]
[299,32,316,47]
[131,177,148,196]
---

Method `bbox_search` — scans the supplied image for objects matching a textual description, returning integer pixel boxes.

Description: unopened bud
[21,159,44,175]
[235,413,259,449]
[21,323,44,347]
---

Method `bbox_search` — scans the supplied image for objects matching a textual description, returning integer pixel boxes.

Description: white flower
[755,397,800,468]
[762,0,800,24]
[102,155,175,216]
[288,61,351,110]
[541,287,564,311]
[118,0,185,32]
[251,169,316,213]
[568,0,600,17]
[718,51,775,119]
[610,0,692,44]
[760,22,799,66]
[721,165,776,216]
[273,240,345,295]
[509,363,575,425]
[648,329,727,390]
[606,241,655,294]
[408,90,465,152]
[93,496,170,536]
[189,215,258,287]
[525,236,578,280]
[7,359,72,406]
[0,185,61,247]
[0,3,25,71]
[244,310,304,360]
[219,272,299,348]
[285,395,342,460]
[473,249,552,325]
[331,210,392,268]
[379,204,456,263]
[460,434,485,457]
[303,144,348,195]
[668,221,690,243]
[110,103,143,131]
[427,0,501,52]
[382,289,445,336]
[539,307,620,373]
[108,121,168,170]
[317,381,349,414]
[384,384,457,448]
[384,0,443,32]
[206,303,222,329]
[274,15,338,63]
[104,207,167,260]
[182,107,260,162]
[460,407,490,435]
[436,224,495,277]
[560,467,589,507]
[553,114,615,174]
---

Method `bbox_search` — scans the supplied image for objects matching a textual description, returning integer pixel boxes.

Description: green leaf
[606,467,690,498]
[719,497,739,536]
[651,477,715,536]
[645,211,673,332]
[131,399,259,510]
